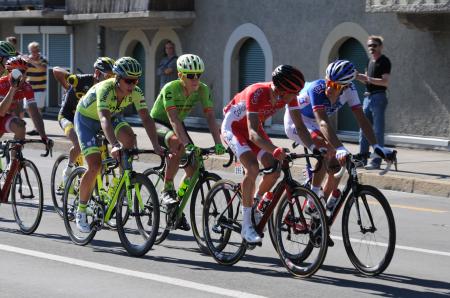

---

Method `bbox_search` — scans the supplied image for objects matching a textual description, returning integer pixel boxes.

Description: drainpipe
[97,26,105,57]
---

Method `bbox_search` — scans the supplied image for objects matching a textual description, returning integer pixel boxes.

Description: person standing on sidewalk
[156,40,178,91]
[357,35,391,170]
[23,41,48,136]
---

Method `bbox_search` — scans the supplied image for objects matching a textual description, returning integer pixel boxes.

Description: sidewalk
[26,118,450,198]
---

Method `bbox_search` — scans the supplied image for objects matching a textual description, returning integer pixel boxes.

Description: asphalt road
[0,148,449,298]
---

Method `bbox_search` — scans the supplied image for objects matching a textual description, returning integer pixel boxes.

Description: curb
[24,138,450,198]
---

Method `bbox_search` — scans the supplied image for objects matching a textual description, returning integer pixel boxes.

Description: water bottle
[257,192,273,213]
[326,189,341,215]
[177,178,190,198]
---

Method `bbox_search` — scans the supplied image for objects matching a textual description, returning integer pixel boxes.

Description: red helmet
[5,56,28,72]
[272,65,305,93]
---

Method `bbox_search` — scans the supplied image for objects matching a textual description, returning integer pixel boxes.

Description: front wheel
[116,173,160,257]
[274,186,328,277]
[342,185,396,276]
[11,159,44,234]
[203,179,246,266]
[190,172,221,254]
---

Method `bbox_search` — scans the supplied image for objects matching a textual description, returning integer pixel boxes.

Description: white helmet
[326,60,357,85]
[177,54,205,73]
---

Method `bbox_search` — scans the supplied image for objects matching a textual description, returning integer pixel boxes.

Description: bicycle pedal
[246,243,257,250]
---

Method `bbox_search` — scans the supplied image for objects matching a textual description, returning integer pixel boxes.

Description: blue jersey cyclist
[284,60,393,224]
[73,56,162,233]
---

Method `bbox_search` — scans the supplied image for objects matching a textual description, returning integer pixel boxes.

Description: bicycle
[0,138,52,234]
[143,146,228,253]
[63,148,162,257]
[203,151,329,277]
[51,133,117,218]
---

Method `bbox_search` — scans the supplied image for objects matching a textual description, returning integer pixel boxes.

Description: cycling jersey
[76,78,147,120]
[0,75,35,111]
[59,74,94,122]
[150,79,213,125]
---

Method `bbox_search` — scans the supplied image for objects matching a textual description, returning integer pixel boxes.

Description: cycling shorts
[221,111,271,161]
[154,119,192,149]
[74,112,129,157]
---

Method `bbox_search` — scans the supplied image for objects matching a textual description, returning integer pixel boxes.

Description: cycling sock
[242,206,252,229]
[78,202,87,213]
[164,180,174,191]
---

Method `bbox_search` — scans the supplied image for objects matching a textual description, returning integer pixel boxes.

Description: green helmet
[0,41,17,58]
[113,56,142,77]
[177,54,205,73]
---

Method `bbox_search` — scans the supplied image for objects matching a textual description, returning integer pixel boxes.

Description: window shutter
[239,39,265,91]
[48,34,71,67]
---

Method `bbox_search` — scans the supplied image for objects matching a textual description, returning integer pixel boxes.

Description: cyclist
[0,41,17,76]
[0,56,52,157]
[150,54,225,230]
[52,57,115,184]
[74,56,163,233]
[222,65,316,244]
[284,60,393,215]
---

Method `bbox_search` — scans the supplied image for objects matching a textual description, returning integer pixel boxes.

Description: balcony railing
[0,0,65,10]
[66,0,194,15]
[366,0,450,13]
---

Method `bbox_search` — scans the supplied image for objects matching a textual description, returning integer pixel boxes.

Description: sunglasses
[368,44,379,48]
[326,80,348,92]
[122,78,139,85]
[184,73,202,80]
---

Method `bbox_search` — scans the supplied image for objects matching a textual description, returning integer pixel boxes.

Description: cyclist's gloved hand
[214,143,226,155]
[185,143,200,155]
[335,146,350,165]
[373,144,394,161]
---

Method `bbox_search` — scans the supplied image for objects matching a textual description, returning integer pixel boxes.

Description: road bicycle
[0,139,52,234]
[203,151,329,277]
[144,146,229,253]
[51,133,116,218]
[63,148,161,257]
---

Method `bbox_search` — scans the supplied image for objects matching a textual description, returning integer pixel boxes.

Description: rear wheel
[342,185,396,276]
[11,159,44,234]
[116,173,160,257]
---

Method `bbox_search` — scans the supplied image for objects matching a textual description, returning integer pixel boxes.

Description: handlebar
[126,148,166,170]
[0,138,53,158]
[334,150,398,178]
[180,146,232,169]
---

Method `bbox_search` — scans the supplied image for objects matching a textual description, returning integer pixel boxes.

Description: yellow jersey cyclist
[53,57,115,184]
[150,54,225,230]
[74,56,163,233]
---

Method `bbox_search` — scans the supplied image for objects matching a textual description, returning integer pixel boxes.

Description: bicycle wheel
[144,168,169,244]
[190,172,221,254]
[203,179,246,266]
[274,186,328,277]
[116,173,160,257]
[342,185,396,276]
[11,159,43,234]
[63,167,97,245]
[50,154,69,217]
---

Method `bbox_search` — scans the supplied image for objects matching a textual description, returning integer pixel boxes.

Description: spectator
[23,41,48,136]
[357,35,391,170]
[5,36,19,54]
[156,40,178,90]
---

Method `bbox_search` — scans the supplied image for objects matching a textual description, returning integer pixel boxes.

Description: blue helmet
[326,60,356,85]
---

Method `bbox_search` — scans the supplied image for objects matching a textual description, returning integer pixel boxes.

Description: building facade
[1,0,449,148]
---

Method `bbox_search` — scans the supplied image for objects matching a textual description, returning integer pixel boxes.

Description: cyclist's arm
[204,109,222,145]
[352,107,377,145]
[247,113,276,153]
[289,109,314,150]
[0,87,18,117]
[139,108,162,151]
[98,109,118,146]
[167,108,191,146]
[27,102,48,139]
[314,109,343,149]
[52,67,70,90]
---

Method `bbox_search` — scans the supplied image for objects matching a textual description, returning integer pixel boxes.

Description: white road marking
[0,244,266,298]
[332,236,450,256]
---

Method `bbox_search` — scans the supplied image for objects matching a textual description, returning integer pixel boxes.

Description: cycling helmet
[325,60,357,85]
[5,56,28,72]
[177,54,205,73]
[272,65,305,93]
[112,57,142,78]
[0,41,16,58]
[94,57,115,72]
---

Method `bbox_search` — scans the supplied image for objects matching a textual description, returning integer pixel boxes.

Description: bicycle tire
[63,167,97,245]
[50,154,69,218]
[274,186,328,277]
[190,172,221,254]
[342,185,396,276]
[143,168,169,244]
[11,159,44,234]
[116,173,160,257]
[203,179,247,266]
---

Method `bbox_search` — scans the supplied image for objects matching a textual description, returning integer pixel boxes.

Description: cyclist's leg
[59,116,81,181]
[6,116,26,159]
[114,120,135,149]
